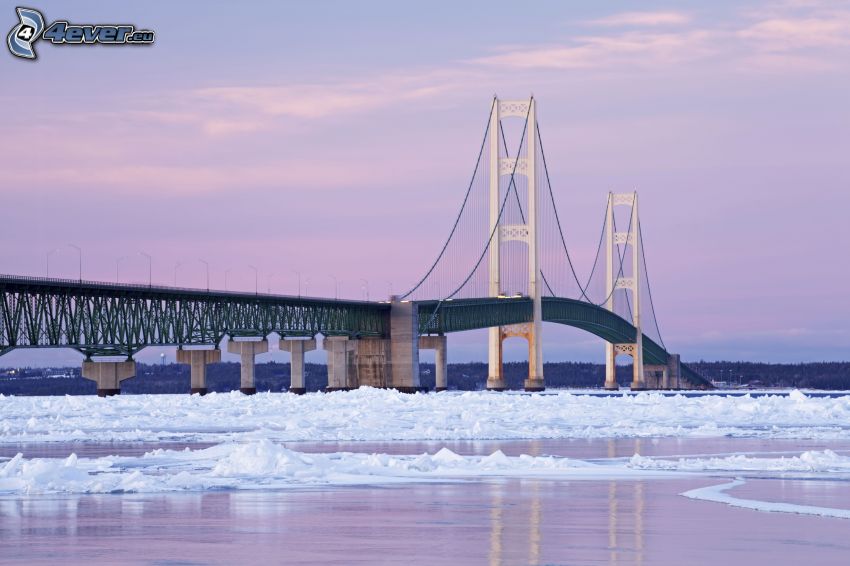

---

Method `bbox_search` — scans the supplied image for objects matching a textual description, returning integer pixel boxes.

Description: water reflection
[488,482,503,566]
[528,480,541,565]
[2,436,850,564]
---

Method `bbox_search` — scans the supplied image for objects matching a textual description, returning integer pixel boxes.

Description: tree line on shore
[0,360,848,395]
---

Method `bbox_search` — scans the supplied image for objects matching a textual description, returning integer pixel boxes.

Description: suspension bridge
[0,97,711,395]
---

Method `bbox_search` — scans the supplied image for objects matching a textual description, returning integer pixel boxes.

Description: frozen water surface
[1,389,849,563]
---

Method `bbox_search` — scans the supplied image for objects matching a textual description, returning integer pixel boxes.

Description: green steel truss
[417,296,710,387]
[0,275,707,387]
[0,276,389,357]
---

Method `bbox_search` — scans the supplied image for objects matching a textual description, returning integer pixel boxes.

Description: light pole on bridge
[199,259,209,291]
[360,278,369,301]
[267,272,275,294]
[46,248,58,278]
[248,265,258,295]
[116,256,127,284]
[304,277,310,297]
[173,262,183,287]
[68,244,82,283]
[328,275,339,300]
[139,251,152,287]
[291,269,301,297]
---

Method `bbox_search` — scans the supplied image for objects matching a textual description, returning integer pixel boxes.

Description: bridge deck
[0,275,708,387]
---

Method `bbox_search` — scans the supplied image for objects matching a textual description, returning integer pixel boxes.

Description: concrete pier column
[604,343,618,390]
[389,298,421,393]
[82,360,136,396]
[323,336,357,391]
[176,347,221,395]
[643,365,665,389]
[524,331,545,392]
[486,331,505,391]
[355,338,390,388]
[667,354,681,390]
[227,338,269,395]
[279,338,316,394]
[420,335,447,392]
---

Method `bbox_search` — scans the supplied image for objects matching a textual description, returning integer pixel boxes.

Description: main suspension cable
[638,222,667,349]
[536,123,595,302]
[400,97,497,300]
[421,100,533,330]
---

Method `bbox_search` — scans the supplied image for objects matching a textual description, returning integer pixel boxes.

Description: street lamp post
[46,248,58,278]
[68,244,82,282]
[267,273,275,294]
[139,251,152,287]
[173,262,183,287]
[248,265,258,295]
[328,275,338,300]
[291,269,301,297]
[385,281,393,300]
[304,277,310,297]
[360,278,369,301]
[116,256,127,284]
[199,259,209,291]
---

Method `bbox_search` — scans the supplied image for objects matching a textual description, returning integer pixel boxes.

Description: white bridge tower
[603,191,646,390]
[485,97,545,392]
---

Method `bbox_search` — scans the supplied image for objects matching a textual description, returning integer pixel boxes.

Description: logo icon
[7,6,154,60]
[7,7,44,59]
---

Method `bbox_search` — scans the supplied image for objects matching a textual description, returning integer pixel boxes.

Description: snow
[0,441,671,495]
[2,388,850,517]
[1,388,849,444]
[629,449,850,473]
[681,479,850,520]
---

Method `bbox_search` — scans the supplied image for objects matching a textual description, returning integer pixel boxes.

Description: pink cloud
[470,31,717,70]
[588,11,692,27]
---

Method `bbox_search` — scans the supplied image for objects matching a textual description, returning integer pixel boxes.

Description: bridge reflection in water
[486,439,646,566]
[3,440,850,564]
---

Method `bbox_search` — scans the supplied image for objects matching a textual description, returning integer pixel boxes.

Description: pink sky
[1,0,848,365]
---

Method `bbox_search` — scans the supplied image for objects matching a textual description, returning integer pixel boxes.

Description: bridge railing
[0,274,376,305]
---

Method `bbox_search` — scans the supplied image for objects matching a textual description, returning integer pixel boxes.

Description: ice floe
[0,440,670,495]
[682,479,850,519]
[629,449,850,473]
[1,388,850,444]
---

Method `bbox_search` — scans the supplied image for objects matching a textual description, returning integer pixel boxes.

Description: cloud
[470,30,717,70]
[192,71,468,122]
[738,16,850,49]
[589,11,692,27]
[472,2,850,73]
[1,159,415,195]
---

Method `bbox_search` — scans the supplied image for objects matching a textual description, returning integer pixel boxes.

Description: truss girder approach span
[0,276,389,357]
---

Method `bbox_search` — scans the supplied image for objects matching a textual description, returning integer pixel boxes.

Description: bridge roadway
[0,275,710,394]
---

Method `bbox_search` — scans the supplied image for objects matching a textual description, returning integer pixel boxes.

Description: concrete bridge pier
[665,354,681,389]
[355,338,390,388]
[390,298,421,393]
[643,365,668,389]
[604,343,619,390]
[486,328,506,391]
[420,335,447,391]
[227,338,269,395]
[176,347,221,395]
[82,359,136,396]
[324,336,357,391]
[279,338,316,394]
